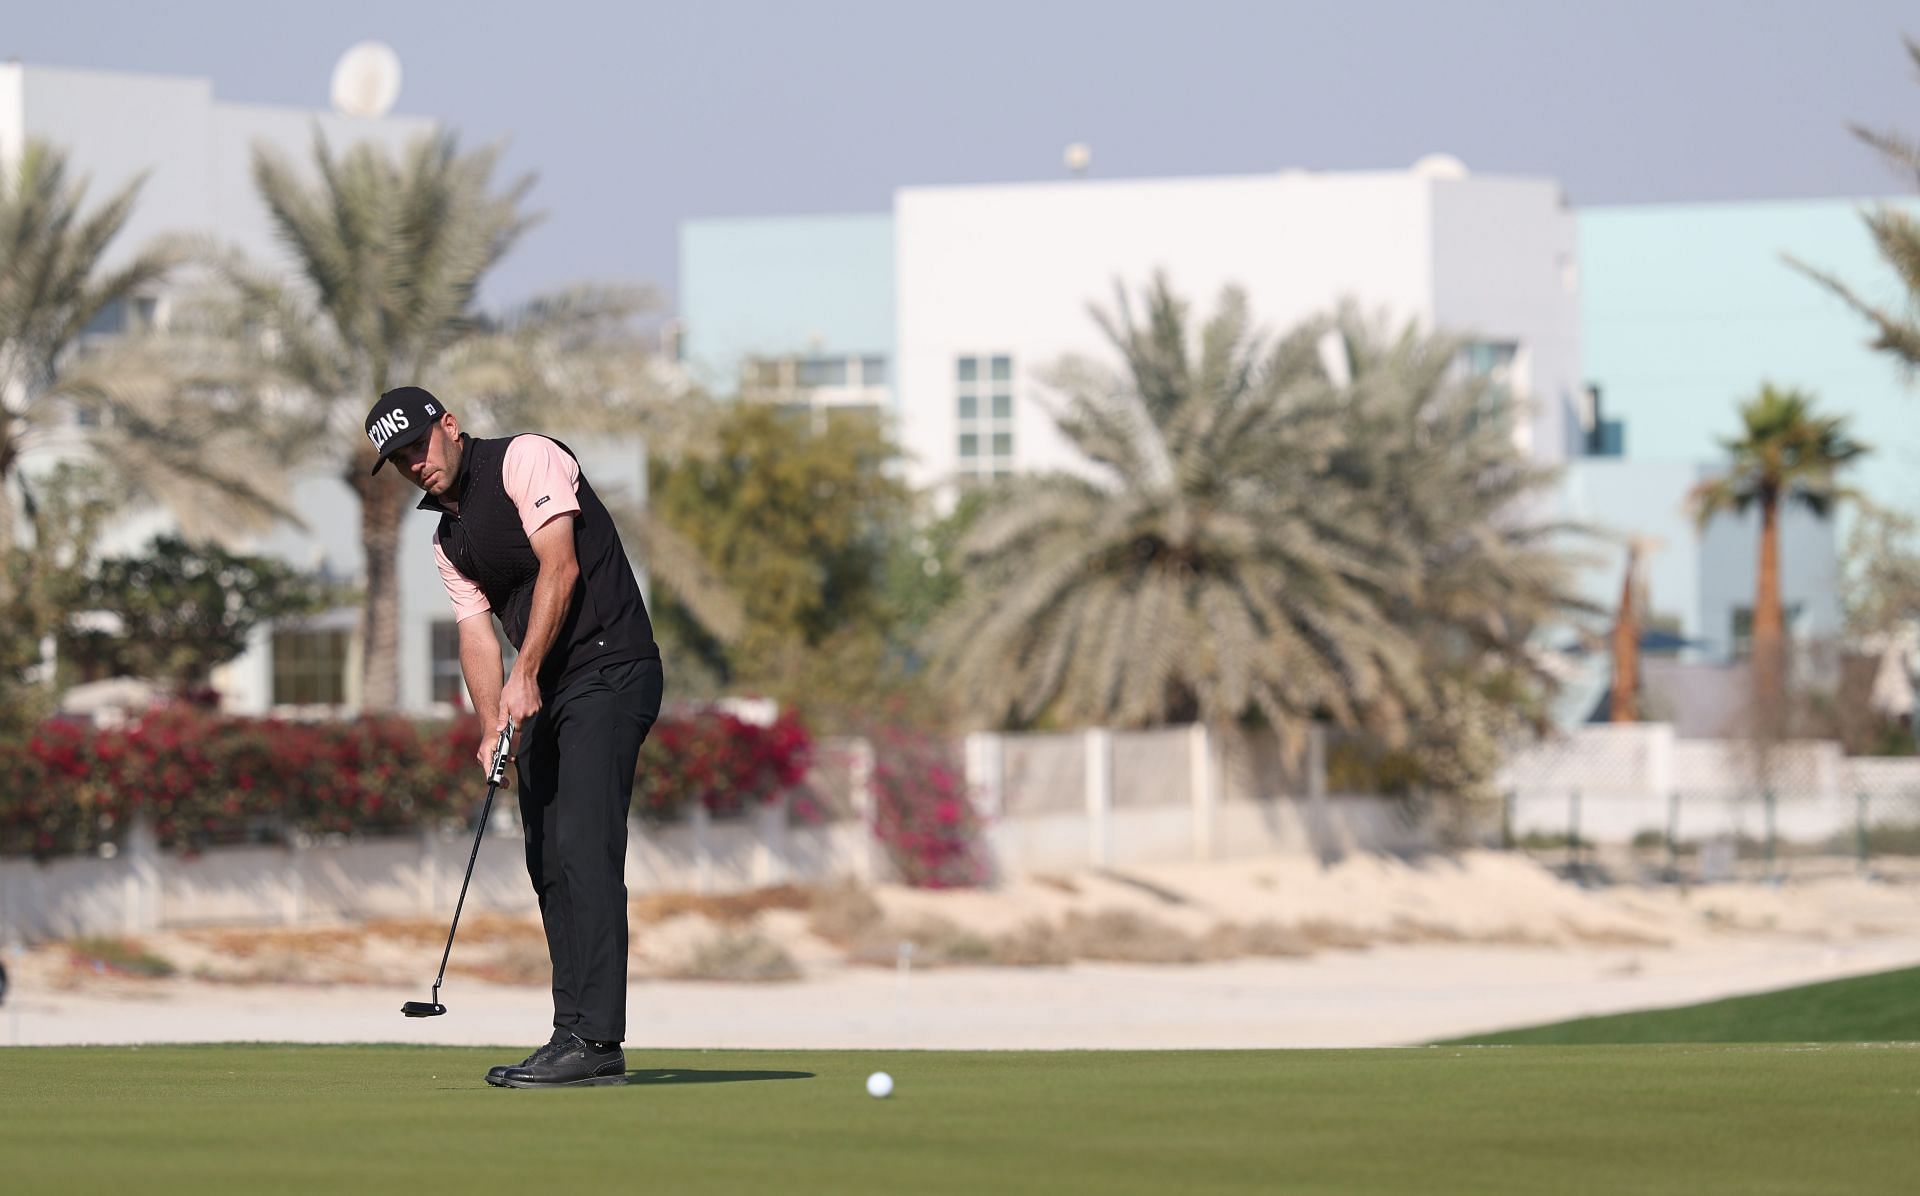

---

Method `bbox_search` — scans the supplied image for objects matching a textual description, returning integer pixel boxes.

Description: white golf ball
[866,1071,894,1098]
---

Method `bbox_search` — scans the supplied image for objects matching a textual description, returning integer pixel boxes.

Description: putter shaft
[414,722,515,1013]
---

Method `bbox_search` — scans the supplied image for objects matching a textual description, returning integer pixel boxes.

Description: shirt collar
[414,433,476,513]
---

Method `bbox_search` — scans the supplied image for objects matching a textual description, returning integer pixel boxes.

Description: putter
[403,721,514,1019]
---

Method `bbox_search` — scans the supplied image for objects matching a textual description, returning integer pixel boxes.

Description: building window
[956,353,1016,479]
[741,353,889,418]
[796,357,849,387]
[272,629,349,707]
[1459,341,1519,426]
[429,620,466,707]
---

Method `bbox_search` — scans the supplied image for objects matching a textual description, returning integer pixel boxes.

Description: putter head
[401,1000,446,1018]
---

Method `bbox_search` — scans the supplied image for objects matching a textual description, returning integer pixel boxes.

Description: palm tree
[926,276,1579,756]
[206,131,736,708]
[1790,38,1920,367]
[0,141,176,553]
[191,130,553,710]
[1609,539,1652,723]
[1310,304,1590,791]
[1690,385,1867,720]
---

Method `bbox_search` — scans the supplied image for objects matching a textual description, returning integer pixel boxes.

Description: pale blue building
[1573,198,1920,662]
[678,214,896,412]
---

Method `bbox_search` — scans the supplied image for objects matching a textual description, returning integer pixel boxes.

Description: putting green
[1,1044,1915,1194]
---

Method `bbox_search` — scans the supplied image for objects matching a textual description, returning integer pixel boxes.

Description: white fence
[1497,723,1920,847]
[0,723,1428,942]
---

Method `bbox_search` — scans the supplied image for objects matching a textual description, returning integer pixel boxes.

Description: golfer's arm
[511,515,581,684]
[458,614,506,730]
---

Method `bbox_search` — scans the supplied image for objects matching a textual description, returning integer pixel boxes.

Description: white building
[898,163,1581,493]
[0,62,435,311]
[2,62,649,716]
[682,157,1584,497]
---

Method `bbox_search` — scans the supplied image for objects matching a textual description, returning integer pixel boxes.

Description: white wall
[1431,176,1582,460]
[1498,723,1920,846]
[0,724,1434,941]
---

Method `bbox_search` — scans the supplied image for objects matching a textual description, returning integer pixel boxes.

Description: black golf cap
[365,386,448,475]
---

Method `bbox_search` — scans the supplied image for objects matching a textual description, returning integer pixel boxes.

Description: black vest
[426,434,658,693]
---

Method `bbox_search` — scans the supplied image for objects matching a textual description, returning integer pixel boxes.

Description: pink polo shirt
[433,436,582,623]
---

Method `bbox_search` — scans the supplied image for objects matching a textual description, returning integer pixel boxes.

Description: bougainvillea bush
[0,708,475,858]
[0,704,817,860]
[866,725,988,889]
[634,708,813,821]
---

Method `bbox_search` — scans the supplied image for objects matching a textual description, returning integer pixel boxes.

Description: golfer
[366,386,663,1088]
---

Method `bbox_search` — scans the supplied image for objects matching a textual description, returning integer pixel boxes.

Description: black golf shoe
[498,1034,627,1088]
[485,1032,572,1087]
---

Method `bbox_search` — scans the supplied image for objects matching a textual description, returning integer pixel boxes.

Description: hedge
[0,704,814,860]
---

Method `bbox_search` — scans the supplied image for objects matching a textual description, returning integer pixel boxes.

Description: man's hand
[474,734,504,776]
[499,666,543,732]
[475,717,521,777]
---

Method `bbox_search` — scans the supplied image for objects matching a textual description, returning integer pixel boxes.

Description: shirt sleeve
[501,435,583,537]
[433,536,493,624]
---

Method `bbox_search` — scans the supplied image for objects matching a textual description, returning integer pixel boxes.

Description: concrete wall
[1498,722,1920,845]
[0,723,1433,942]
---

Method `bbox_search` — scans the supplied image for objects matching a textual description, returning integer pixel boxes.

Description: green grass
[2,1044,1918,1193]
[1441,964,1920,1046]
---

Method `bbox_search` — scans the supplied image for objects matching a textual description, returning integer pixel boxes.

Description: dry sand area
[7,851,1920,1049]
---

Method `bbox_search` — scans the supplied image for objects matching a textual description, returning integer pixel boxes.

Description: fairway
[1442,964,1920,1046]
[2,1045,1916,1194]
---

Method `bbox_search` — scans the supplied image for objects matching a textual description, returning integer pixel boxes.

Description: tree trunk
[1609,545,1639,723]
[1752,493,1785,730]
[352,462,408,712]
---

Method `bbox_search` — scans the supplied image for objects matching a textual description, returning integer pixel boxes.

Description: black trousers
[516,656,662,1043]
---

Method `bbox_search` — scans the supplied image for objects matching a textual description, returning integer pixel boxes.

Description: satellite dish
[1411,153,1469,181]
[330,41,402,119]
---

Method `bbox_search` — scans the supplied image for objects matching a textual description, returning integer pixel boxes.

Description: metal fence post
[1568,787,1582,878]
[1855,790,1870,875]
[1763,788,1778,883]
[1665,790,1681,882]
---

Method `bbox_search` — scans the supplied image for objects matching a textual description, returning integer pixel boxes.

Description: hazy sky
[8,0,1920,307]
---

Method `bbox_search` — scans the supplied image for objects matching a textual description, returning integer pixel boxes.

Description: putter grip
[488,722,514,784]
